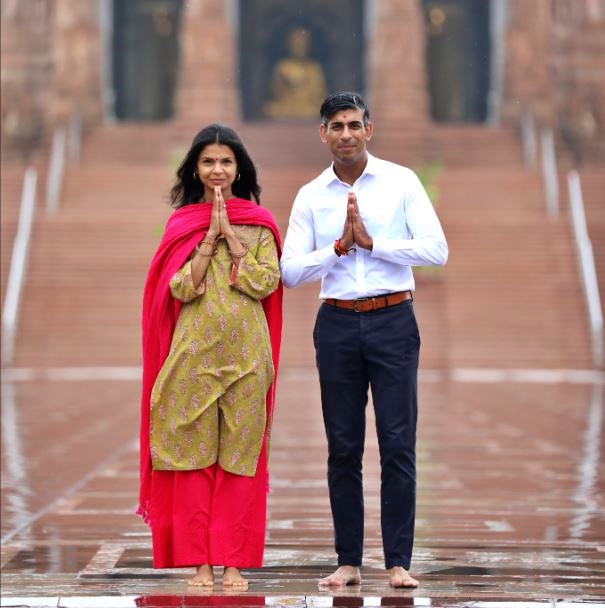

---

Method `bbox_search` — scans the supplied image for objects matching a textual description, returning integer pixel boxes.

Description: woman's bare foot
[187,564,214,587]
[318,565,361,588]
[387,566,418,588]
[223,566,248,589]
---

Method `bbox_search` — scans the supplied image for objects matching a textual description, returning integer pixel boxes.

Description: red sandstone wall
[500,0,553,126]
[368,0,431,125]
[175,0,239,127]
[550,0,605,163]
[1,0,55,158]
[1,0,102,159]
[2,0,604,163]
[501,0,605,163]
[50,0,104,127]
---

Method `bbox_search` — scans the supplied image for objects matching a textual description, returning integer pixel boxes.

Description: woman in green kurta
[139,124,283,588]
[150,222,278,476]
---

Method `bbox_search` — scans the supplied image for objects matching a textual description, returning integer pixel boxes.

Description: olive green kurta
[150,225,280,477]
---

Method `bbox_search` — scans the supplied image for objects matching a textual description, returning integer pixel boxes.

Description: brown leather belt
[324,290,412,313]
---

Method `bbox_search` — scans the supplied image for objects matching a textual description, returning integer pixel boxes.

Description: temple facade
[1,0,604,162]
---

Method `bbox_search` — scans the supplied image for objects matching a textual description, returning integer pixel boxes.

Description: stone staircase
[2,120,596,371]
[439,167,591,368]
[375,123,593,369]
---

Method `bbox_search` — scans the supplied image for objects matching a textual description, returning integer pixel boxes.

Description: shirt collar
[319,152,379,187]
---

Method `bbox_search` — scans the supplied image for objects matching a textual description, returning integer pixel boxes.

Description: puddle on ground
[2,544,99,573]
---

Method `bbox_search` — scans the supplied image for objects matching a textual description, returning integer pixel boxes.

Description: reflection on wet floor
[0,597,602,607]
[133,597,418,607]
[116,547,153,570]
[1,545,98,574]
[135,597,268,607]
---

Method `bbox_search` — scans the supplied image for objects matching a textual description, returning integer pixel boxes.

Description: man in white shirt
[280,92,448,589]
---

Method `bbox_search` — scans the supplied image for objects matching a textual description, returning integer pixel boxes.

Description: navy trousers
[313,298,420,570]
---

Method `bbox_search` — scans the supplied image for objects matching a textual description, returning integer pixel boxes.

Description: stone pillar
[0,0,54,157]
[176,0,239,127]
[550,0,605,163]
[367,0,431,124]
[50,0,104,128]
[500,0,553,127]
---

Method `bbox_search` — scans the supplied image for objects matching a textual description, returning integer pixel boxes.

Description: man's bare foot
[387,566,419,588]
[223,566,248,589]
[187,564,214,587]
[318,565,361,588]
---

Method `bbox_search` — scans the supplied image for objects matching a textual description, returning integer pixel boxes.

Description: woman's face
[196,143,238,200]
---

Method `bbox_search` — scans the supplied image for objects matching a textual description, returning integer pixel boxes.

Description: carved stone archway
[112,0,183,121]
[421,0,491,123]
[238,0,365,121]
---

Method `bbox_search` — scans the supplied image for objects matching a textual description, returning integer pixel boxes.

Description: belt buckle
[353,297,370,312]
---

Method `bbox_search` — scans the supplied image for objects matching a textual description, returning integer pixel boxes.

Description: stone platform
[1,365,604,607]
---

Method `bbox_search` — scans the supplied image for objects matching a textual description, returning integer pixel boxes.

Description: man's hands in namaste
[339,191,373,252]
[207,186,234,240]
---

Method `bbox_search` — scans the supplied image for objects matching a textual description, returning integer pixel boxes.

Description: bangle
[196,240,216,257]
[229,244,248,259]
[334,239,351,257]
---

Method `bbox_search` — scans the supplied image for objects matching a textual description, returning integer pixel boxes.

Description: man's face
[319,107,373,165]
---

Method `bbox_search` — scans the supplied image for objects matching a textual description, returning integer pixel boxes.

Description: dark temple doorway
[112,0,183,121]
[422,0,491,122]
[239,0,365,121]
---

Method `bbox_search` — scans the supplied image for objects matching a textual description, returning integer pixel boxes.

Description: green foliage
[152,148,185,240]
[413,160,445,279]
[414,160,443,208]
[169,147,186,174]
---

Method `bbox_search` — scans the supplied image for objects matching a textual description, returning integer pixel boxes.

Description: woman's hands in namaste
[207,186,234,240]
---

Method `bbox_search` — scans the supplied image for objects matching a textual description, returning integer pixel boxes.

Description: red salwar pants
[149,444,268,569]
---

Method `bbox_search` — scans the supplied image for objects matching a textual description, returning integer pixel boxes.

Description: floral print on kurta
[150,224,280,477]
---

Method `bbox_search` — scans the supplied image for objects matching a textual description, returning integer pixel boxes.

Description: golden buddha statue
[264,27,327,119]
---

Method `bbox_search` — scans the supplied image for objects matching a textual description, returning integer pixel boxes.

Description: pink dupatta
[137,199,283,523]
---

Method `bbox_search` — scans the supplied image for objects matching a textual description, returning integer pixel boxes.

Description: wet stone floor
[1,369,605,607]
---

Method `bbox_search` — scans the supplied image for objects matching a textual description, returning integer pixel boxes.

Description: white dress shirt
[280,153,448,299]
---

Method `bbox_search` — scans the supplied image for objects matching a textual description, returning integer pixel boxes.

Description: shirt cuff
[318,243,342,267]
[370,236,390,260]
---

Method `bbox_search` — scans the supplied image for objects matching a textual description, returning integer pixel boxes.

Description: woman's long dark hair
[170,124,261,208]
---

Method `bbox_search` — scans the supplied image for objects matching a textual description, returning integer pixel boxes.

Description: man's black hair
[320,91,370,126]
